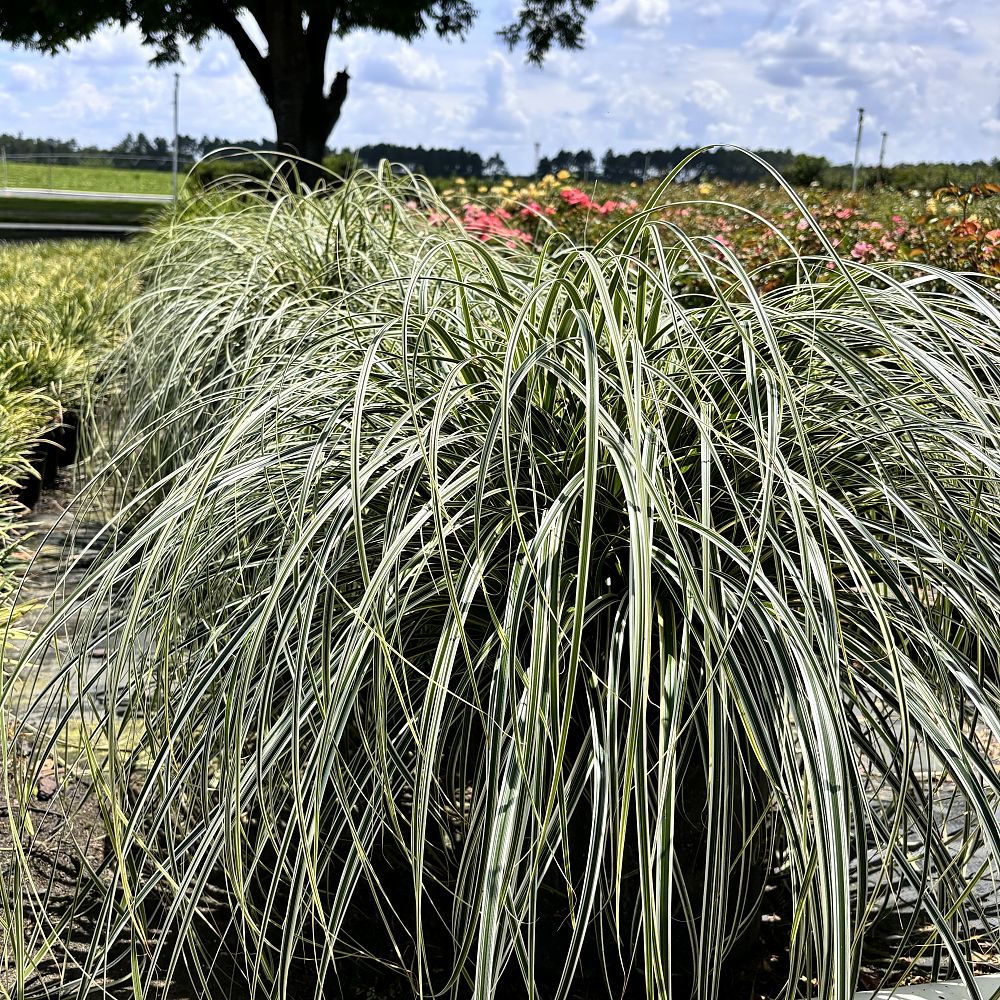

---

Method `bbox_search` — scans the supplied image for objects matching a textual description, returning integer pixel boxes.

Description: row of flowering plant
[425,174,1000,286]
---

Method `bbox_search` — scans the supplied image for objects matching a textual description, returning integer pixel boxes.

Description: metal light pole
[171,72,180,203]
[533,141,540,177]
[878,130,888,184]
[850,106,864,194]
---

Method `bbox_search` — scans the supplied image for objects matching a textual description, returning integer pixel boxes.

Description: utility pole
[533,141,540,178]
[172,72,180,203]
[878,130,888,185]
[850,106,864,194]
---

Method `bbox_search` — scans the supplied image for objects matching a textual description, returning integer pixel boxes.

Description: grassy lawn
[0,194,165,226]
[2,161,180,196]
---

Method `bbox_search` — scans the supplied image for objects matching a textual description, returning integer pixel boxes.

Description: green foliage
[0,241,134,626]
[0,195,160,227]
[348,144,484,177]
[189,151,360,191]
[7,167,1000,1000]
[784,153,829,186]
[0,380,45,611]
[189,153,288,188]
[0,242,133,388]
[821,160,1000,192]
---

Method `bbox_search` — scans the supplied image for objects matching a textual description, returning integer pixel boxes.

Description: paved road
[1,186,172,203]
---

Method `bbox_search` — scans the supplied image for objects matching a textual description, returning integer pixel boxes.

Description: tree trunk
[218,5,349,191]
[270,66,349,191]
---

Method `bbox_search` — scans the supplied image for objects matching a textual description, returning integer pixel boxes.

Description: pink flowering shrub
[519,202,556,220]
[558,187,638,216]
[460,204,531,247]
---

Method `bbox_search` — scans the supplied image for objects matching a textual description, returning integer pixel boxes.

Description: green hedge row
[190,152,359,188]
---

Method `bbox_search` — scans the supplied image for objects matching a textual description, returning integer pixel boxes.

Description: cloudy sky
[0,0,997,174]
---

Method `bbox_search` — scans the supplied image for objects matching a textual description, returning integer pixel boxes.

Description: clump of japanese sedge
[4,156,1000,1000]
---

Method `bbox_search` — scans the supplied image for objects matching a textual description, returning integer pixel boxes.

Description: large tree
[0,1,596,185]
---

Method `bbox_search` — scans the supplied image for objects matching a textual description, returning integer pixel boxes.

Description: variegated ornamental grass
[5,165,1000,1000]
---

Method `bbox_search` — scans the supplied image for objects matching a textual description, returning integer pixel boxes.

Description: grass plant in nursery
[0,241,134,395]
[0,241,134,635]
[6,166,1000,1000]
[0,385,46,626]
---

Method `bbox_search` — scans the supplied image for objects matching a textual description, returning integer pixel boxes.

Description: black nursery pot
[13,410,81,510]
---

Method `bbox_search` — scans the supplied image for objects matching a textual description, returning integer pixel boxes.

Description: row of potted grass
[0,241,134,624]
[6,165,1000,999]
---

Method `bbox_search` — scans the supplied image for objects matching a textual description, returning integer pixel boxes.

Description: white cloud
[983,98,1000,137]
[201,50,235,76]
[586,83,691,147]
[470,51,527,134]
[44,80,114,121]
[65,22,148,68]
[357,46,446,90]
[744,0,964,97]
[686,79,729,113]
[595,0,671,29]
[8,64,48,91]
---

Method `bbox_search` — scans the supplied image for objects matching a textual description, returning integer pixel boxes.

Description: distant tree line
[2,131,998,189]
[350,144,484,177]
[0,131,271,169]
[544,147,1000,190]
[544,147,797,183]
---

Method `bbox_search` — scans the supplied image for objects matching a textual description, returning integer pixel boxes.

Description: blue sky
[0,0,997,174]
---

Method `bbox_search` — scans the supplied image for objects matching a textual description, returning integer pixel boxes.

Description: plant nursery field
[0,241,134,626]
[3,167,1000,1000]
[433,172,1000,279]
